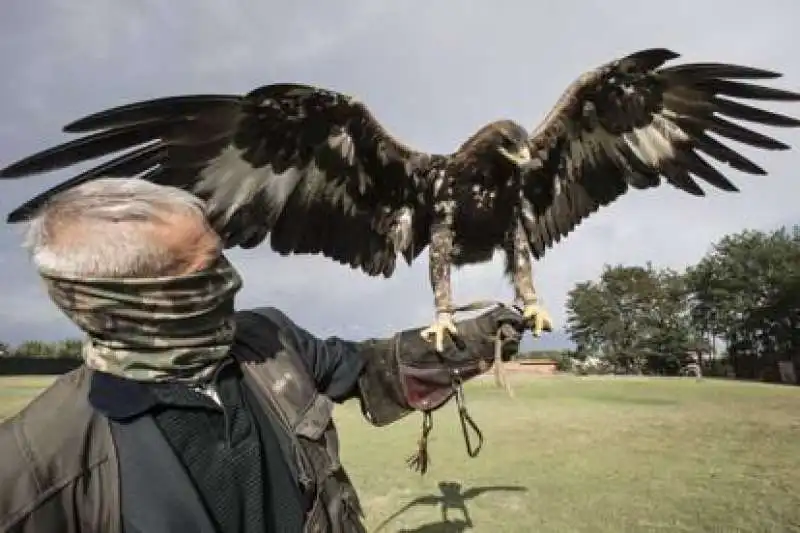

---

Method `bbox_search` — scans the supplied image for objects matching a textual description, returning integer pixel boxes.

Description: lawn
[2,374,799,532]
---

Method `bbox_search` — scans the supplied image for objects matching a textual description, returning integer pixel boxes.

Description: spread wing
[0,83,437,277]
[520,48,800,259]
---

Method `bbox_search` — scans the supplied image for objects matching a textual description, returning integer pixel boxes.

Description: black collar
[88,371,160,420]
[88,360,236,421]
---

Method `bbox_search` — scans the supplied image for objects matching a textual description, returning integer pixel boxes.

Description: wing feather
[0,84,438,277]
[522,48,800,259]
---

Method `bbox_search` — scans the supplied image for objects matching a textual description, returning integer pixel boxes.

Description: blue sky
[0,0,798,350]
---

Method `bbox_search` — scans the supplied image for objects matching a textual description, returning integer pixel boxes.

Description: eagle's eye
[500,135,517,149]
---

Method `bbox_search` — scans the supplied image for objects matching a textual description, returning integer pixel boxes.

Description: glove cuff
[356,340,463,427]
[356,337,414,427]
[356,311,519,427]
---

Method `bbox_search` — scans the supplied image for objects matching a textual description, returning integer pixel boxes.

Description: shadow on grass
[394,518,470,532]
[373,481,527,532]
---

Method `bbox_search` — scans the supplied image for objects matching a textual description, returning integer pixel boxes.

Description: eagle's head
[455,120,532,172]
[491,120,532,168]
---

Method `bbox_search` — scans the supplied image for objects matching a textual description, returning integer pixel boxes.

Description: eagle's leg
[420,217,458,353]
[504,221,552,336]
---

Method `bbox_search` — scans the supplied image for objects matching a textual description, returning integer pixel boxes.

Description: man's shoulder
[0,366,113,524]
[233,306,311,347]
[236,306,297,330]
[231,307,301,359]
[0,366,94,443]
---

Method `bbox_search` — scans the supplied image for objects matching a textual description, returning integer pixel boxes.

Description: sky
[0,0,798,350]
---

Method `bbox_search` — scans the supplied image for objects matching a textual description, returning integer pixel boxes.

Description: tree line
[0,339,83,359]
[564,224,800,379]
[0,339,84,376]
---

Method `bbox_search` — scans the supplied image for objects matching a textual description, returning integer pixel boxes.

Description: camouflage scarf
[38,255,243,384]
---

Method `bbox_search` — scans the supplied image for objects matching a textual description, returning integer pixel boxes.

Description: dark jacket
[0,307,419,533]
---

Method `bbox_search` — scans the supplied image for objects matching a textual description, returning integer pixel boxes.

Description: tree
[11,339,83,359]
[685,225,800,377]
[639,268,696,374]
[51,339,83,359]
[564,279,609,357]
[13,340,59,359]
[565,263,695,374]
[744,271,800,359]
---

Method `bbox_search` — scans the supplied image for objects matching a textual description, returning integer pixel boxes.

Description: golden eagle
[2,48,799,352]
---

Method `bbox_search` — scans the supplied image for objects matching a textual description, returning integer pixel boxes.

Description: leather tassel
[406,411,434,475]
[494,324,515,397]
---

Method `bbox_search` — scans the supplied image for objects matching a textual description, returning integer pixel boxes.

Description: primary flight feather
[3,48,799,351]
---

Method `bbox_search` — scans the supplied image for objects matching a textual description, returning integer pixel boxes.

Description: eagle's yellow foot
[522,302,553,337]
[420,312,458,353]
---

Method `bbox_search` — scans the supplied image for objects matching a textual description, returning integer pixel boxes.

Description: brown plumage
[2,48,799,350]
[518,49,800,260]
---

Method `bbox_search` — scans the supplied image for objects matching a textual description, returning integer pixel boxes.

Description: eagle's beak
[498,145,532,167]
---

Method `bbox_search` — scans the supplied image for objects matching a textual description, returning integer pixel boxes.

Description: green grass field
[2,374,799,532]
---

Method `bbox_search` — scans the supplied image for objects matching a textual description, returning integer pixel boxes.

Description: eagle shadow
[373,481,527,532]
[393,518,470,533]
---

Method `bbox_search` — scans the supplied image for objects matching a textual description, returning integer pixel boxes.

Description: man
[0,177,527,533]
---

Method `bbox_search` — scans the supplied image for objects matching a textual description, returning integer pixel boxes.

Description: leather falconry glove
[357,304,526,474]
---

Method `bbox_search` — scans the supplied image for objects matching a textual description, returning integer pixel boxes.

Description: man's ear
[153,212,221,275]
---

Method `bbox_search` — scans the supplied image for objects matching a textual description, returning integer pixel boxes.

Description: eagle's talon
[420,312,458,352]
[522,302,552,337]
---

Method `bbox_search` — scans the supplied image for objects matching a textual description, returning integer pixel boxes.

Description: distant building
[512,358,559,375]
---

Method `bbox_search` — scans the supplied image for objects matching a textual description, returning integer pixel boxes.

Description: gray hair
[23,177,217,278]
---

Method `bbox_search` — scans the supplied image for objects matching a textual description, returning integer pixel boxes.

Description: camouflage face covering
[38,255,243,384]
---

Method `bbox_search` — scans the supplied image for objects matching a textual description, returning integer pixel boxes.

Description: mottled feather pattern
[0,48,798,306]
[522,48,800,260]
[1,84,439,277]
